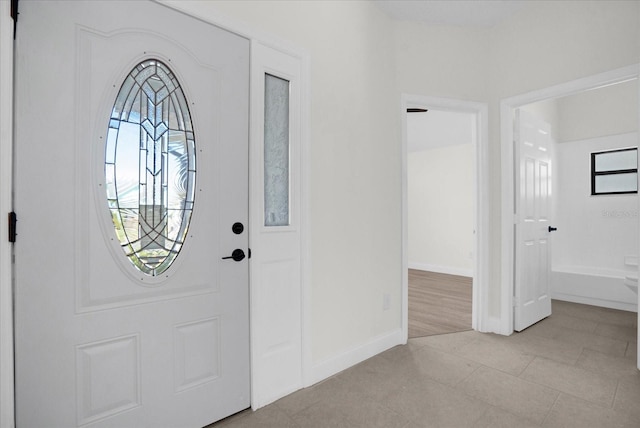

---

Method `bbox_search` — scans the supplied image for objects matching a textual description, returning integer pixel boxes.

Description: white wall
[554,79,639,272]
[394,20,491,102]
[407,109,475,276]
[407,109,476,151]
[552,132,638,310]
[558,79,639,143]
[554,133,638,272]
[549,78,639,309]
[408,143,474,276]
[521,99,559,139]
[169,0,640,361]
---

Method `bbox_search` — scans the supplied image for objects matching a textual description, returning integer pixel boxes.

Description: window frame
[263,72,291,227]
[590,147,638,196]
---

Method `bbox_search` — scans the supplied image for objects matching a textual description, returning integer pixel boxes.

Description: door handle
[222,249,246,262]
[548,226,557,232]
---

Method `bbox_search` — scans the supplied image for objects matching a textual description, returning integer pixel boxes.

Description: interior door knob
[548,226,557,232]
[221,249,246,262]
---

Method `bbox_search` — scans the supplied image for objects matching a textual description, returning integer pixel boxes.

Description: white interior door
[514,109,553,331]
[14,1,250,426]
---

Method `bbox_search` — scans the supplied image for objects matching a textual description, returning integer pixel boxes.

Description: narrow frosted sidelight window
[264,74,290,226]
[105,59,196,276]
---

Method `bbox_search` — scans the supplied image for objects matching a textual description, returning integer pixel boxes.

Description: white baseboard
[304,329,403,387]
[408,262,472,278]
[552,293,637,313]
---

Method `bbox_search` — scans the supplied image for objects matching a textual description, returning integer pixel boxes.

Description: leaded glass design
[105,59,196,276]
[264,74,290,227]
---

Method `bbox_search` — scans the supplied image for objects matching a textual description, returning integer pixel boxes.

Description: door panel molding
[13,2,250,426]
[77,26,222,312]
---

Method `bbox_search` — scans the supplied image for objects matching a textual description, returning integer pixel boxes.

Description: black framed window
[591,147,638,195]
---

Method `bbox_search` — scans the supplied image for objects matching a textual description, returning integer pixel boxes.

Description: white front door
[14,1,250,426]
[514,109,553,331]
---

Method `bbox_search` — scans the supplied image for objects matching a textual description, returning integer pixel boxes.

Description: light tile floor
[210,300,639,427]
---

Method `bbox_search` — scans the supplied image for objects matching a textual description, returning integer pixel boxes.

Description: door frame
[0,2,15,427]
[500,64,640,337]
[0,2,311,424]
[401,94,490,338]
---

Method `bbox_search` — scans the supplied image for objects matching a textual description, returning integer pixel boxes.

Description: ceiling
[373,0,528,28]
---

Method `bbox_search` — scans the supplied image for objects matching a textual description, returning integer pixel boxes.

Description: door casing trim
[400,94,491,339]
[0,2,15,427]
[500,64,640,336]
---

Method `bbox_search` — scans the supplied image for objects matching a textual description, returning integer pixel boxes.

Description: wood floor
[408,269,472,338]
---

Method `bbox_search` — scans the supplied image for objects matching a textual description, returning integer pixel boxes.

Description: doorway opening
[401,94,490,340]
[406,108,475,337]
[521,80,638,307]
[500,65,640,350]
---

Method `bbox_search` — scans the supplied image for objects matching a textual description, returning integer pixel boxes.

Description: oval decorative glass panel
[105,59,196,276]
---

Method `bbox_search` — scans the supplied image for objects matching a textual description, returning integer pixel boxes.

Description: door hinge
[8,212,17,243]
[11,0,19,40]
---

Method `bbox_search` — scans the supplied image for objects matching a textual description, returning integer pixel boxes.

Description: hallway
[212,300,639,427]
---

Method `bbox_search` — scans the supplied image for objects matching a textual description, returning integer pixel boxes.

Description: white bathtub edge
[551,268,638,313]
